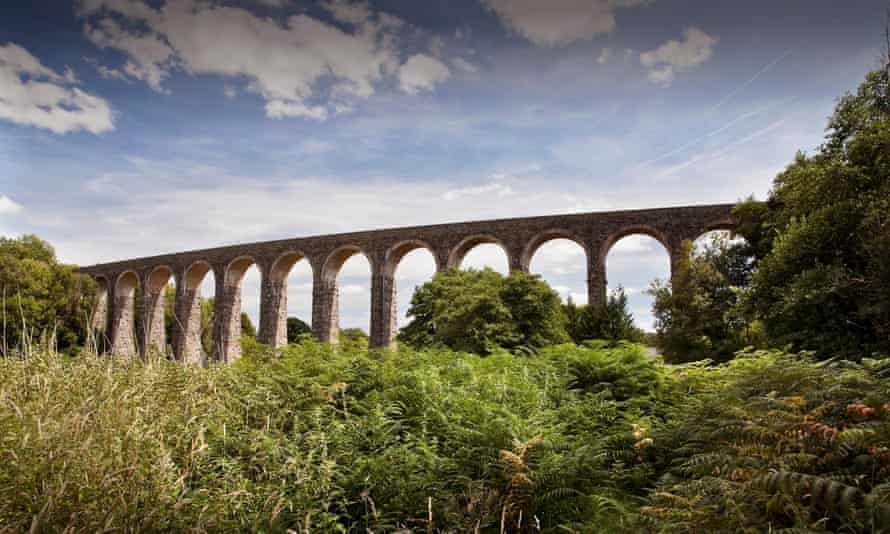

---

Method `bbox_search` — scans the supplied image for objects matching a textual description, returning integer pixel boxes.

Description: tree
[286,317,312,343]
[399,268,568,354]
[648,235,757,363]
[0,235,95,354]
[240,312,256,338]
[736,63,890,357]
[564,288,642,344]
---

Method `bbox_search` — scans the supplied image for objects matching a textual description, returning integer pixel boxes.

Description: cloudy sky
[1,0,886,332]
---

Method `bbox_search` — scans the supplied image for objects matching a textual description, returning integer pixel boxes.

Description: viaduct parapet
[77,203,736,362]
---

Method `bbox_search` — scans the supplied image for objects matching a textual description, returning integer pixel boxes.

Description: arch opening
[604,234,671,334]
[453,236,509,275]
[391,245,437,330]
[90,276,110,353]
[278,253,313,345]
[330,248,371,344]
[223,257,260,351]
[180,261,215,364]
[146,266,175,356]
[529,238,588,305]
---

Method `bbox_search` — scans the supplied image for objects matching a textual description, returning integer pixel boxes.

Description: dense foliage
[643,350,890,532]
[564,288,643,345]
[399,268,570,354]
[0,235,95,354]
[730,65,890,357]
[287,316,312,343]
[1,343,887,532]
[649,235,757,363]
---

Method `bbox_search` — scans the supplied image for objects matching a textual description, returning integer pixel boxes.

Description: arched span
[115,270,139,297]
[384,239,436,278]
[184,261,212,290]
[599,224,671,266]
[520,230,588,272]
[322,245,371,283]
[147,265,174,293]
[447,234,508,269]
[224,256,259,288]
[269,250,309,283]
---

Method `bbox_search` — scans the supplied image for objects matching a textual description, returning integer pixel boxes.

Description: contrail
[631,106,766,169]
[654,113,792,180]
[711,49,793,112]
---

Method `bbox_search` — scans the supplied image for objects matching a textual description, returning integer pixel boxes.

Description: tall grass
[1,341,888,532]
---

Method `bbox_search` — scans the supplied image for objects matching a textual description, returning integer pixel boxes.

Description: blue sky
[1,0,886,331]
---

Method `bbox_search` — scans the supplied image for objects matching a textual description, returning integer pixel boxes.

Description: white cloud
[481,0,649,47]
[597,47,611,64]
[84,56,129,81]
[266,100,328,120]
[76,0,416,119]
[640,27,717,87]
[0,43,114,134]
[442,182,513,201]
[452,57,479,73]
[223,85,237,99]
[0,195,23,215]
[399,54,451,95]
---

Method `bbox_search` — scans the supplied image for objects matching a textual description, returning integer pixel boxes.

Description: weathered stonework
[78,204,736,360]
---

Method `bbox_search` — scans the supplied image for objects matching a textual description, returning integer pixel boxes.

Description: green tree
[0,235,95,354]
[286,316,312,343]
[736,63,890,357]
[399,268,568,354]
[648,235,756,363]
[200,297,214,355]
[240,312,256,338]
[564,288,642,344]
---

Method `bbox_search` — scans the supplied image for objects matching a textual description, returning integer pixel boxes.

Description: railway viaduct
[77,203,736,363]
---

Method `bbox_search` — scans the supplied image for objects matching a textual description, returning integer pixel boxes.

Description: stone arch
[322,245,371,283]
[90,275,110,352]
[315,245,372,344]
[269,250,308,283]
[447,234,509,270]
[184,260,212,290]
[525,232,590,305]
[520,229,588,272]
[224,255,259,288]
[212,255,260,363]
[599,224,671,266]
[601,229,671,333]
[111,270,140,358]
[175,260,214,365]
[143,266,175,355]
[260,250,311,347]
[373,240,439,348]
[384,239,437,277]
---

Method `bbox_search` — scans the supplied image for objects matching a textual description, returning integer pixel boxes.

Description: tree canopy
[732,65,890,357]
[399,268,569,354]
[0,235,95,354]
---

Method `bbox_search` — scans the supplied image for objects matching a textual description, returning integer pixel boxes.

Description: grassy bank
[1,341,888,532]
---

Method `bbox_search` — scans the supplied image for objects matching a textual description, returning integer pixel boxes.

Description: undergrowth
[0,341,887,532]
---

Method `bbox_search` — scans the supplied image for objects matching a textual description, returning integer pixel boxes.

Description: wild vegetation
[1,341,888,532]
[1,42,889,534]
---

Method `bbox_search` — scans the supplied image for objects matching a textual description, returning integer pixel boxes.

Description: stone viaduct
[77,203,735,363]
